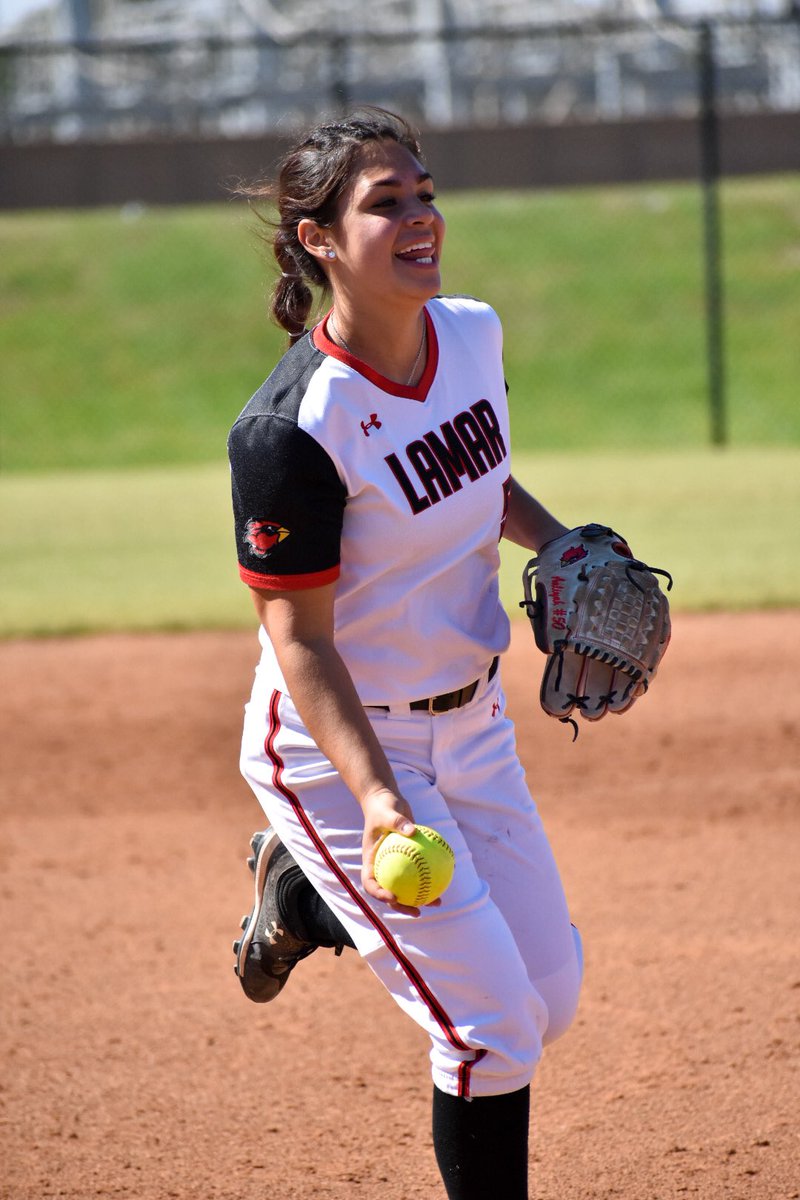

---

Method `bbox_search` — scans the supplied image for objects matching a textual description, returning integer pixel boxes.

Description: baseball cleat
[233,828,317,1003]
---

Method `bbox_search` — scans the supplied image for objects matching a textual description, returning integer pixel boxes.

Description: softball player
[228,108,582,1200]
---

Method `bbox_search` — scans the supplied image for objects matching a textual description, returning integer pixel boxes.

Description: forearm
[252,585,416,912]
[502,476,568,552]
[273,632,399,810]
[267,620,419,910]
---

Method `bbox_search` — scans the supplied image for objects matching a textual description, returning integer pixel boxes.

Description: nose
[406,196,435,225]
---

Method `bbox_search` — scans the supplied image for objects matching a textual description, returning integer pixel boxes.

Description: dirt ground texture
[1,612,799,1200]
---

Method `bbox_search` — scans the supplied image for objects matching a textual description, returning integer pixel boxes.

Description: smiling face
[323,138,446,316]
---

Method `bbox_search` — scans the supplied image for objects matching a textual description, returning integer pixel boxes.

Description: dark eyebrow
[365,171,434,191]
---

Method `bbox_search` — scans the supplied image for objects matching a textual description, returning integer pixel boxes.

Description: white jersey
[228,295,512,705]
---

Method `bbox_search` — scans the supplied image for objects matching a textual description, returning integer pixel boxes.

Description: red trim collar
[312,308,438,402]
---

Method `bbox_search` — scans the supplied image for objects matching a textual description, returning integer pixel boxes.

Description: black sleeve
[228,412,347,590]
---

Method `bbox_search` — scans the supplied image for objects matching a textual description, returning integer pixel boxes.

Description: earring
[326,249,336,259]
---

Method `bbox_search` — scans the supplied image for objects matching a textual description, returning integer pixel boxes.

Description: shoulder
[227,332,346,468]
[429,294,502,337]
[431,294,500,324]
[428,295,503,355]
[230,332,326,433]
[228,337,339,495]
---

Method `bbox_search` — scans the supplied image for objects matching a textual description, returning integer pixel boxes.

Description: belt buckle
[429,688,464,715]
[424,664,493,717]
[428,689,459,715]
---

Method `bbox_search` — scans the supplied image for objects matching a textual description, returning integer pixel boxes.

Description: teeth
[399,242,434,256]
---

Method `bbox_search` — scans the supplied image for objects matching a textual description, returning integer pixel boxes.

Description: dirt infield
[1,613,798,1200]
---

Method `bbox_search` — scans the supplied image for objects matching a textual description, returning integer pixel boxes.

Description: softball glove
[520,523,672,728]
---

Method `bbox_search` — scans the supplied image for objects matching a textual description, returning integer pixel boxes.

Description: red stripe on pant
[264,689,484,1098]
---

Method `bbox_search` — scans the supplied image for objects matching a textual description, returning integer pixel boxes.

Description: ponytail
[272,230,318,345]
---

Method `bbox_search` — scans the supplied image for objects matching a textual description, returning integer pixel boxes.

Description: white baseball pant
[239,662,582,1098]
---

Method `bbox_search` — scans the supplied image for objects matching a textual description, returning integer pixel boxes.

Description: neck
[328,303,428,387]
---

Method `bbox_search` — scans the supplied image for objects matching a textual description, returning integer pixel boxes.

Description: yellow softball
[374,825,455,906]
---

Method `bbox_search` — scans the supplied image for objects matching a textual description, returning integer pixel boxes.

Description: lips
[396,240,436,264]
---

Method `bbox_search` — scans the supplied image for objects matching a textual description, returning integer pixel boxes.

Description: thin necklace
[329,313,427,386]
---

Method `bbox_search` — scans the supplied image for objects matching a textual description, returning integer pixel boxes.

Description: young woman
[228,108,582,1200]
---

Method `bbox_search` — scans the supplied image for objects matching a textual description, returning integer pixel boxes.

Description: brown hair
[245,108,424,344]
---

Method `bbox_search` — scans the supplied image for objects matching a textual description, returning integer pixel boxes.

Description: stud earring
[326,249,336,259]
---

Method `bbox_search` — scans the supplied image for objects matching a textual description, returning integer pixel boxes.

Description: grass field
[1,175,798,475]
[1,448,797,637]
[2,177,797,636]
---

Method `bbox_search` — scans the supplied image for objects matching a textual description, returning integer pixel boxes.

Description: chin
[417,270,443,299]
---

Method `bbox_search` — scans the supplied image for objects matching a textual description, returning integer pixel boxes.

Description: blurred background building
[1,0,798,143]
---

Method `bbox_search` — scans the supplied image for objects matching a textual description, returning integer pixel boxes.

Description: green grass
[1,175,798,474]
[501,447,800,613]
[443,177,800,450]
[0,205,274,472]
[1,448,797,637]
[2,178,796,636]
[0,464,239,636]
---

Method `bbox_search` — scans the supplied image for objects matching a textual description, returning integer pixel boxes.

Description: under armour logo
[361,413,382,437]
[491,700,500,718]
[266,920,284,945]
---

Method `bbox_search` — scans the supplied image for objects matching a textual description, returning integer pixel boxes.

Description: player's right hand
[359,788,423,916]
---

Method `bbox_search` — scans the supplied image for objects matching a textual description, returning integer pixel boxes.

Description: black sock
[432,1084,530,1200]
[276,864,356,950]
[296,887,356,949]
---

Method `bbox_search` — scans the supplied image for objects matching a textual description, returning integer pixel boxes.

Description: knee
[540,925,584,1047]
[571,923,584,983]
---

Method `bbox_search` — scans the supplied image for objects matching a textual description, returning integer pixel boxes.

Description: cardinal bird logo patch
[560,543,588,568]
[244,518,290,558]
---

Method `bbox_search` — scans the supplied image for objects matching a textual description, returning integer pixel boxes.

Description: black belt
[367,656,499,715]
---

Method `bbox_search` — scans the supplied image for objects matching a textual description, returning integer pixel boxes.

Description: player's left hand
[520,523,672,732]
